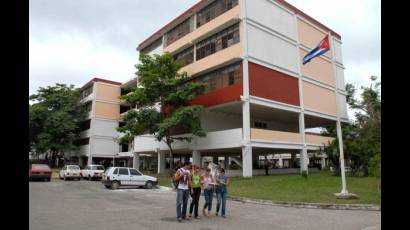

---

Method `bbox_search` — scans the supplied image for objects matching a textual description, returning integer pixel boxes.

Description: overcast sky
[29,0,380,97]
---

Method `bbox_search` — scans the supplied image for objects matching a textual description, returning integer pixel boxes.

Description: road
[29,180,380,230]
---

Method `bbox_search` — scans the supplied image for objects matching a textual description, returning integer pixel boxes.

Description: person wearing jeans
[201,167,215,217]
[189,164,202,219]
[216,168,229,218]
[175,162,192,222]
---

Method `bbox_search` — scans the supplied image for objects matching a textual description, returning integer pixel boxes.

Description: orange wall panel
[95,83,121,102]
[95,102,120,120]
[298,19,333,57]
[302,81,337,116]
[299,49,335,86]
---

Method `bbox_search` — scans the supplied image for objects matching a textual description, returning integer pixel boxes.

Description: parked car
[29,164,52,182]
[102,167,158,190]
[59,165,81,180]
[81,164,105,180]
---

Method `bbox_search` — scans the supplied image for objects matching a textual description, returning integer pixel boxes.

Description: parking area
[29,179,380,230]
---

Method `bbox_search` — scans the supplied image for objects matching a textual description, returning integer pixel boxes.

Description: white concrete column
[133,152,140,170]
[337,120,348,194]
[79,157,84,167]
[157,149,166,174]
[192,150,201,166]
[87,155,92,165]
[242,145,252,177]
[278,155,283,168]
[300,149,308,174]
[321,156,327,168]
[224,156,229,169]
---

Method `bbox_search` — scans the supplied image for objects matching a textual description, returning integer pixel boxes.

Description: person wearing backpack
[215,168,229,218]
[175,161,193,222]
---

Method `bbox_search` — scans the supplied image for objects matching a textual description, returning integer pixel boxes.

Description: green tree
[29,84,87,167]
[320,76,381,176]
[118,53,206,171]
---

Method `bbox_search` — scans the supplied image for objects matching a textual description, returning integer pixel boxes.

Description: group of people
[173,161,229,222]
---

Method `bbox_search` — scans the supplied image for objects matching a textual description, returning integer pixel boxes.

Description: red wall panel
[191,82,243,108]
[249,62,300,106]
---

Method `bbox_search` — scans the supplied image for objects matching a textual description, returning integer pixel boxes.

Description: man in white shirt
[175,161,193,222]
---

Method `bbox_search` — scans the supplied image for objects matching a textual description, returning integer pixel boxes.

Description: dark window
[80,119,91,131]
[121,143,129,152]
[120,105,131,114]
[173,46,194,66]
[192,62,242,93]
[166,17,193,46]
[197,0,238,28]
[80,85,93,99]
[75,138,89,146]
[140,38,162,54]
[196,23,239,60]
[129,169,142,176]
[255,122,268,129]
[118,168,129,175]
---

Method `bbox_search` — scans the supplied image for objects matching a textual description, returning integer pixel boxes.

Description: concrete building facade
[129,0,348,177]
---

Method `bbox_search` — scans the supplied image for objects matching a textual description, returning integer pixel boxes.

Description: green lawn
[153,172,380,205]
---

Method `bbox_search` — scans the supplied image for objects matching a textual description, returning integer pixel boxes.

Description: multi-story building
[130,0,348,177]
[69,78,134,168]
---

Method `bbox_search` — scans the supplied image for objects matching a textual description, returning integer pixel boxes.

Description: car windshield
[91,166,105,170]
[68,165,80,170]
[32,165,50,170]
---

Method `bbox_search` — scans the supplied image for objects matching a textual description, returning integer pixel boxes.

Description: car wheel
[111,181,120,190]
[145,181,153,189]
[47,178,51,182]
[104,185,111,189]
[64,175,67,181]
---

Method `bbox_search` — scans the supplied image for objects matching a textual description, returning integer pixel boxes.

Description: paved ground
[29,180,381,230]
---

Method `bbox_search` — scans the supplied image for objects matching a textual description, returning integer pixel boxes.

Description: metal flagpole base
[334,192,359,199]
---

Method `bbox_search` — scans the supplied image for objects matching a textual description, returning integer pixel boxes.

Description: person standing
[215,168,229,218]
[201,167,215,217]
[188,164,202,219]
[175,161,193,222]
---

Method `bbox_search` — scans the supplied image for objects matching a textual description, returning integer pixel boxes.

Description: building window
[255,122,268,129]
[196,23,239,61]
[80,85,93,99]
[80,119,91,131]
[173,46,194,66]
[120,105,132,114]
[166,17,193,46]
[75,138,90,146]
[140,37,162,54]
[83,101,92,112]
[197,0,238,28]
[192,62,241,94]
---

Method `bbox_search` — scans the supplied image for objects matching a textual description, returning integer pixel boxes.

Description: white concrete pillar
[133,153,140,170]
[192,150,201,166]
[321,157,327,168]
[157,149,166,174]
[278,155,283,168]
[79,157,84,167]
[87,155,92,165]
[300,149,308,174]
[224,156,229,169]
[242,145,252,177]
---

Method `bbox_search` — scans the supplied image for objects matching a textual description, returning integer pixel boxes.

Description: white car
[101,167,158,190]
[81,165,105,180]
[59,165,81,180]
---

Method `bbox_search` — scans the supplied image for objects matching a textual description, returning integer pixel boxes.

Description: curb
[228,196,380,211]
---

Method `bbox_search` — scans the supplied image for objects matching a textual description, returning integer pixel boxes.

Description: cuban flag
[303,35,330,65]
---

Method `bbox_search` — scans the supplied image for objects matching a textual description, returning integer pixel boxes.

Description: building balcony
[164,5,241,55]
[80,92,94,103]
[251,128,302,145]
[305,133,334,147]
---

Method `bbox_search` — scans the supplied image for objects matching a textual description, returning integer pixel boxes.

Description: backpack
[171,168,183,190]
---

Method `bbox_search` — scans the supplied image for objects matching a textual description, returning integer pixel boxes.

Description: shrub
[368,154,381,178]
